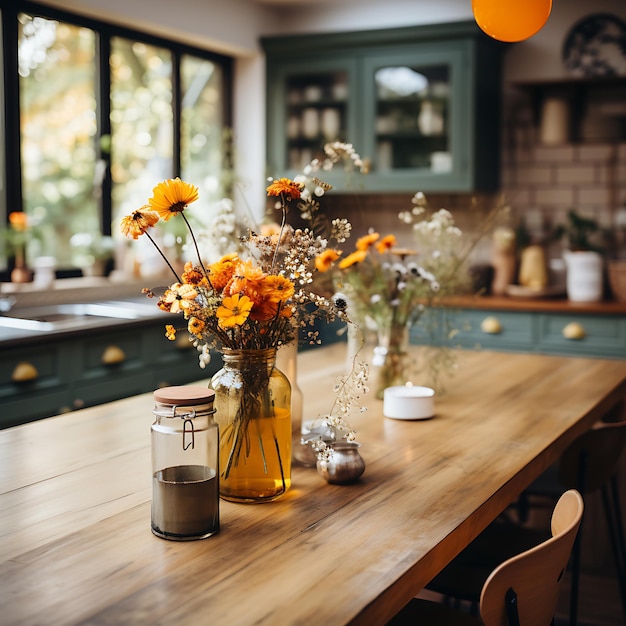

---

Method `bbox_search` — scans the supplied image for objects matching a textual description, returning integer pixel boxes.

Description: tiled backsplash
[501,93,626,259]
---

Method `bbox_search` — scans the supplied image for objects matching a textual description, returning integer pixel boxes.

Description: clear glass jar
[151,386,219,540]
[211,348,291,503]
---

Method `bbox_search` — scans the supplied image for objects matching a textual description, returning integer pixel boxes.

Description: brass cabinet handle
[11,361,39,382]
[480,316,502,334]
[101,345,126,365]
[562,322,586,340]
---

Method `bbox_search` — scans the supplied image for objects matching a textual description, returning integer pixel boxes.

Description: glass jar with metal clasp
[151,386,219,540]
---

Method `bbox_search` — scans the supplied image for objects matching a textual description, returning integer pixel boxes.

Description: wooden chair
[422,408,626,626]
[517,414,626,625]
[387,489,584,626]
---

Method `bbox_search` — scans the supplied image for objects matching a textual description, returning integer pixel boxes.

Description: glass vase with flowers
[120,174,367,501]
[313,191,484,398]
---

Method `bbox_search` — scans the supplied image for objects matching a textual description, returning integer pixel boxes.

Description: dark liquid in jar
[152,465,219,540]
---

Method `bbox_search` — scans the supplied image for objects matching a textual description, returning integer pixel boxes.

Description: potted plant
[1,212,43,283]
[555,210,603,302]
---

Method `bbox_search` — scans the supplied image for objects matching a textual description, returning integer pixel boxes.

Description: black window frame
[0,0,233,280]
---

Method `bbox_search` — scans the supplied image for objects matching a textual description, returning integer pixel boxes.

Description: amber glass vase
[210,348,291,503]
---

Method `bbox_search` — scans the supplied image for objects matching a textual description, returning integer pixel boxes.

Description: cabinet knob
[562,322,586,340]
[11,361,39,382]
[101,345,126,365]
[480,316,502,334]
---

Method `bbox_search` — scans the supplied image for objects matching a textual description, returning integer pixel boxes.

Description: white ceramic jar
[564,250,603,302]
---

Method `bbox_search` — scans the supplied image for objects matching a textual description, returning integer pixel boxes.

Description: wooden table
[2,345,625,625]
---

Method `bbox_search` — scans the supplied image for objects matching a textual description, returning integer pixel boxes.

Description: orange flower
[315,249,341,273]
[338,249,367,269]
[375,234,397,254]
[148,178,199,221]
[216,293,254,329]
[207,254,239,292]
[165,325,177,341]
[225,260,267,300]
[248,297,278,322]
[266,178,303,201]
[187,316,205,338]
[356,232,380,251]
[181,262,206,286]
[260,274,295,303]
[8,212,28,232]
[120,206,159,240]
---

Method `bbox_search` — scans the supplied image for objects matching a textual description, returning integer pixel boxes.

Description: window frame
[1,0,233,279]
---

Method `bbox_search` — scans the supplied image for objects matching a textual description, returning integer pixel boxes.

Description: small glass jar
[151,386,219,540]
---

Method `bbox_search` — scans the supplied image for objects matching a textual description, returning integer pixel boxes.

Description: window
[2,1,232,277]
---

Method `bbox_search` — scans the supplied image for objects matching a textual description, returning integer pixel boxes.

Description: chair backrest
[479,489,584,626]
[559,417,626,493]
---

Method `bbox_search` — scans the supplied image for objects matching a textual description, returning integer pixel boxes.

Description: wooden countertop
[1,344,625,625]
[439,294,626,314]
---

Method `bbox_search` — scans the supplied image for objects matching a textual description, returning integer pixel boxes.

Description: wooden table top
[2,344,626,626]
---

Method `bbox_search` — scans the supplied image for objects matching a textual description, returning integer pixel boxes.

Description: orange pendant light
[472,0,552,42]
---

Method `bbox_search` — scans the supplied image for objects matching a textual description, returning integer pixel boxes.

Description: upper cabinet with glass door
[263,22,504,193]
[265,55,358,186]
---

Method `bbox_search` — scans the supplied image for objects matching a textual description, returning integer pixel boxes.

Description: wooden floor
[555,569,624,626]
[416,569,624,626]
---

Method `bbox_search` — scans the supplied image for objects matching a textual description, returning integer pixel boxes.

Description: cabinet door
[538,314,626,358]
[0,343,73,427]
[266,55,359,179]
[361,40,480,192]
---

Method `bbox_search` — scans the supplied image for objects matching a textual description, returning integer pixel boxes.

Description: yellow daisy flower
[120,206,159,240]
[163,283,198,314]
[148,178,199,221]
[375,234,397,254]
[216,293,254,329]
[356,232,380,251]
[261,274,295,303]
[338,249,367,269]
[315,249,341,273]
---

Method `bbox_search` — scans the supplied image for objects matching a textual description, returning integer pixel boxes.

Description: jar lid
[153,386,215,406]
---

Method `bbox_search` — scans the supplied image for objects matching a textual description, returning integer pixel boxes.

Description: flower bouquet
[313,191,483,397]
[121,174,367,500]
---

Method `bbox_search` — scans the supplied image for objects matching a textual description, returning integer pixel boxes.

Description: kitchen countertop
[0,277,169,347]
[2,278,625,349]
[439,294,626,314]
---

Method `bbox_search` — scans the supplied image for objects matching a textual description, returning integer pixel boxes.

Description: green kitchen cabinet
[263,21,503,193]
[411,305,626,359]
[0,322,214,429]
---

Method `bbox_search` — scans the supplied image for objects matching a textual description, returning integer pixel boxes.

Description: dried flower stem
[144,229,182,282]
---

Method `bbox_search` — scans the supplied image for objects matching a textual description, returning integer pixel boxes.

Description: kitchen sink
[0,300,159,332]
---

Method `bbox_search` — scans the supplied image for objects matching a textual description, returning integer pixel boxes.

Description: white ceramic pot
[564,250,603,302]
